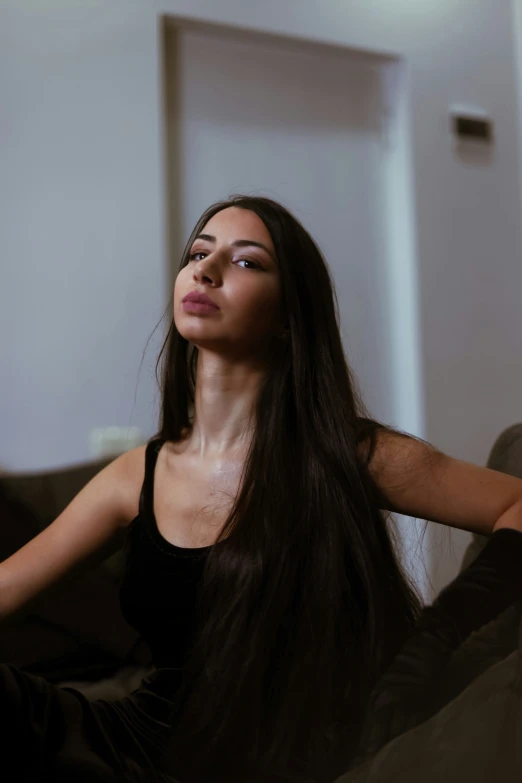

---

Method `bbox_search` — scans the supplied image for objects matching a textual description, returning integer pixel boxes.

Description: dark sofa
[0,455,153,699]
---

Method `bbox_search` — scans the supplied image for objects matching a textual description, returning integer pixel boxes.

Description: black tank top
[121,437,522,703]
[119,437,211,670]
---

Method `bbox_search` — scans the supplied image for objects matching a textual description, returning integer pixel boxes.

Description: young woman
[2,195,522,783]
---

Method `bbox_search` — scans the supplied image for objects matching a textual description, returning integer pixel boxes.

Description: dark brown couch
[0,455,153,699]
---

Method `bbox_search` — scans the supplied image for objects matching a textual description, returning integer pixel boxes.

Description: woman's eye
[188,252,261,270]
[236,259,261,271]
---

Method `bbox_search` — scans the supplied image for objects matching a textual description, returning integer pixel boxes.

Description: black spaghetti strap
[138,437,165,518]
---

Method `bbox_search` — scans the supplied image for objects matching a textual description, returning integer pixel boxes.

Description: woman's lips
[182,300,220,315]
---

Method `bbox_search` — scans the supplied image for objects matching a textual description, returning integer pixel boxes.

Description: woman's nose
[193,253,221,284]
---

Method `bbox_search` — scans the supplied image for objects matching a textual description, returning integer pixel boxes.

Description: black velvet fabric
[0,663,180,782]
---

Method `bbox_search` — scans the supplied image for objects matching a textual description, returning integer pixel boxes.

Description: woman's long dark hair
[153,196,428,782]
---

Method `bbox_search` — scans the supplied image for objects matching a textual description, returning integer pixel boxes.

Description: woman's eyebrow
[195,233,276,261]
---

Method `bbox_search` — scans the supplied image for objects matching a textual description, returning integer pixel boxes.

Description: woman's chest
[153,447,244,548]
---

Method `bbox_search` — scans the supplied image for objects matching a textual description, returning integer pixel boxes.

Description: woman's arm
[366,430,522,536]
[0,445,144,622]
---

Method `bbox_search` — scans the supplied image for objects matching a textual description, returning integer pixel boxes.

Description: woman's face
[174,207,283,358]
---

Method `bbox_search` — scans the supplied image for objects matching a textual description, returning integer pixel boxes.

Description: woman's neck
[185,349,266,458]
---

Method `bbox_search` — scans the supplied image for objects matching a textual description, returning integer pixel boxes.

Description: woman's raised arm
[366,430,522,537]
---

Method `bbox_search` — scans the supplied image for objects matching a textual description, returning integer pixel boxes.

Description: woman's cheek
[244,292,275,322]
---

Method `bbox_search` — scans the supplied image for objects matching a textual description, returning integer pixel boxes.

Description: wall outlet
[88,426,144,459]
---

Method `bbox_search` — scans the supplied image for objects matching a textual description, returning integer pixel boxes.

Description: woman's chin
[181,333,225,353]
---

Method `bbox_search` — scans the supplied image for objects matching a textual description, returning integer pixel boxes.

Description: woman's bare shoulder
[118,444,148,524]
[119,436,188,523]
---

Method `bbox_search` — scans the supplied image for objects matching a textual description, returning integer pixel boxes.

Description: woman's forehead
[202,207,273,247]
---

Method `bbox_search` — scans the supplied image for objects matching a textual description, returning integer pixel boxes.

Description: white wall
[514,0,522,225]
[0,2,167,470]
[2,0,522,598]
